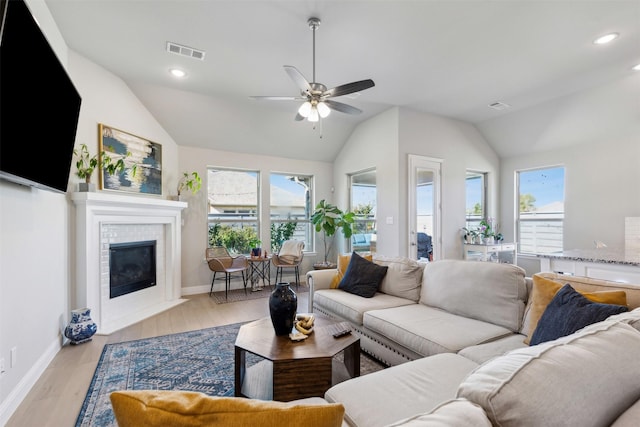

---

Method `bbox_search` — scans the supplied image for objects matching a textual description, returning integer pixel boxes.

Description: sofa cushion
[457,334,528,365]
[338,252,388,298]
[386,399,491,427]
[373,255,424,302]
[331,253,373,288]
[530,283,628,345]
[110,390,345,427]
[420,260,527,332]
[611,398,640,427]
[325,353,478,427]
[457,321,640,427]
[364,304,513,357]
[314,289,415,325]
[522,273,628,344]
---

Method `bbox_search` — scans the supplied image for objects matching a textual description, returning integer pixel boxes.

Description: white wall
[177,145,334,294]
[333,108,400,257]
[0,2,180,421]
[501,133,640,274]
[398,108,500,259]
[334,107,499,259]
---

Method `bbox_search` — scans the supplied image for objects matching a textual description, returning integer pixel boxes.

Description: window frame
[516,165,565,255]
[269,172,314,254]
[207,167,260,255]
[349,169,377,253]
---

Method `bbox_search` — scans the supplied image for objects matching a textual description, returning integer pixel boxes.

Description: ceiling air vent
[488,101,511,111]
[166,42,205,61]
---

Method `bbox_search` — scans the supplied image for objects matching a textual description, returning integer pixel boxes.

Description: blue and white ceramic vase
[269,282,297,336]
[64,307,97,345]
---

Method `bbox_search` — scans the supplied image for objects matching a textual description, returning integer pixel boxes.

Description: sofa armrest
[306,269,337,313]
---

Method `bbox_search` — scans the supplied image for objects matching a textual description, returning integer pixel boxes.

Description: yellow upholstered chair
[206,247,248,299]
[271,240,305,289]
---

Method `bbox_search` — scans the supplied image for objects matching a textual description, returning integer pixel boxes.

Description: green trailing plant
[311,199,355,264]
[177,171,202,196]
[73,143,136,183]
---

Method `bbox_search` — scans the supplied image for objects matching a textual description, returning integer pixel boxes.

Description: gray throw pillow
[530,283,628,345]
[338,252,388,298]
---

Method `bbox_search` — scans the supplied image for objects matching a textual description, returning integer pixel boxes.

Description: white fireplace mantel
[72,192,188,334]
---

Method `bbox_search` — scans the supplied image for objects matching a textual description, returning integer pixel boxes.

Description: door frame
[408,154,442,260]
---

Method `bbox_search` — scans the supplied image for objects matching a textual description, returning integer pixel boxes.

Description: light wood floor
[7,290,308,427]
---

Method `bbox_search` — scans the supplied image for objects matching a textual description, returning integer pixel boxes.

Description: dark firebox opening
[109,240,157,298]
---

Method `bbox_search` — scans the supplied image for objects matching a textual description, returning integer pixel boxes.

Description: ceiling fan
[251,17,375,123]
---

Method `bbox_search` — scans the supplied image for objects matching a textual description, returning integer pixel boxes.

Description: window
[269,173,313,253]
[207,168,260,255]
[517,166,565,254]
[350,170,377,252]
[465,171,486,230]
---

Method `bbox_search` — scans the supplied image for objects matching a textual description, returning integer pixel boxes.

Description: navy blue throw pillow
[530,284,628,345]
[338,252,388,298]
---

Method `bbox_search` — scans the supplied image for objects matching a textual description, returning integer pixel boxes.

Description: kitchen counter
[537,248,640,267]
[537,248,640,284]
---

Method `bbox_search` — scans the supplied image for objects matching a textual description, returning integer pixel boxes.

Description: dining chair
[206,246,249,299]
[271,240,305,290]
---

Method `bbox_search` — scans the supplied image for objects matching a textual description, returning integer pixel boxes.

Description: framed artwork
[98,123,162,195]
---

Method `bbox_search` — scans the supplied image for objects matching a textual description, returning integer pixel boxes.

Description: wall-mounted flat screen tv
[0,0,82,193]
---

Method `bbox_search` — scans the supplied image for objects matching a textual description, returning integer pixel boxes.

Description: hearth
[109,240,157,298]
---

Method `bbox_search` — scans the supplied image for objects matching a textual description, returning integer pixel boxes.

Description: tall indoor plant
[311,199,355,265]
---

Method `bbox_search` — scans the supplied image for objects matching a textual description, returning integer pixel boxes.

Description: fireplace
[109,240,157,298]
[72,192,187,334]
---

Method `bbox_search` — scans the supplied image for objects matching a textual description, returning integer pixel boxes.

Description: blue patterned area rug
[75,323,244,427]
[75,322,386,426]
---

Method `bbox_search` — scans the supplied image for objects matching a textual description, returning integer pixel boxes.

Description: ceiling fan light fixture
[308,107,320,122]
[298,101,312,117]
[317,102,331,118]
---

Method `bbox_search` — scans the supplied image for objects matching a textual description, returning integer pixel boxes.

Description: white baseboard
[0,337,61,426]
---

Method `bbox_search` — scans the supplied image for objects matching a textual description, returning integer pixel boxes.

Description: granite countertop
[537,248,640,267]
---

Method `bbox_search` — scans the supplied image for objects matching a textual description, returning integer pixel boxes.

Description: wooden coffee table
[234,315,360,401]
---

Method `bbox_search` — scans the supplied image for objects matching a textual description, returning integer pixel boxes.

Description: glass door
[408,155,441,261]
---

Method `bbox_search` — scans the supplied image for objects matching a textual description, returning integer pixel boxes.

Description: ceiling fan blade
[324,100,362,115]
[323,79,375,98]
[250,96,305,101]
[294,113,305,121]
[284,65,312,93]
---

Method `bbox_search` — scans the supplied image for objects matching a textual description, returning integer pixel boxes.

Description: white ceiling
[45,0,640,162]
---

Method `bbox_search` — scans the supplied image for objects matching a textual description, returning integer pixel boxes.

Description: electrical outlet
[10,347,17,368]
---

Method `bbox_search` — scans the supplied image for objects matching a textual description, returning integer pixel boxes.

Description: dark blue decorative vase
[269,283,297,336]
[64,308,98,344]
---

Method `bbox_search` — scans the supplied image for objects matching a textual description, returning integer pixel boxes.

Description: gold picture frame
[98,123,162,195]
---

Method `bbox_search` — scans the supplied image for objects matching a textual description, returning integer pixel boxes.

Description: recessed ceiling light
[633,63,640,71]
[169,68,187,78]
[593,33,619,45]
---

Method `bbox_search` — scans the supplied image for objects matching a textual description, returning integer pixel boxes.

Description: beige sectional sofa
[305,257,640,426]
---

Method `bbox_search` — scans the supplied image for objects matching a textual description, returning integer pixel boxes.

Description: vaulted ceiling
[46,0,640,162]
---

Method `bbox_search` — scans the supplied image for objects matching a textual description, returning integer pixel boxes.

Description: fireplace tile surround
[72,192,187,334]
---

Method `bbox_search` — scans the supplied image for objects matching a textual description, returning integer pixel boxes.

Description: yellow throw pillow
[524,274,627,344]
[330,253,372,288]
[110,390,345,427]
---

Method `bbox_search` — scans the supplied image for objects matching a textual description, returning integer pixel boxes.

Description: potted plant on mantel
[73,143,136,191]
[311,199,355,267]
[177,171,202,198]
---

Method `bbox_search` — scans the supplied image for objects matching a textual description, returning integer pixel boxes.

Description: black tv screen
[0,0,82,193]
